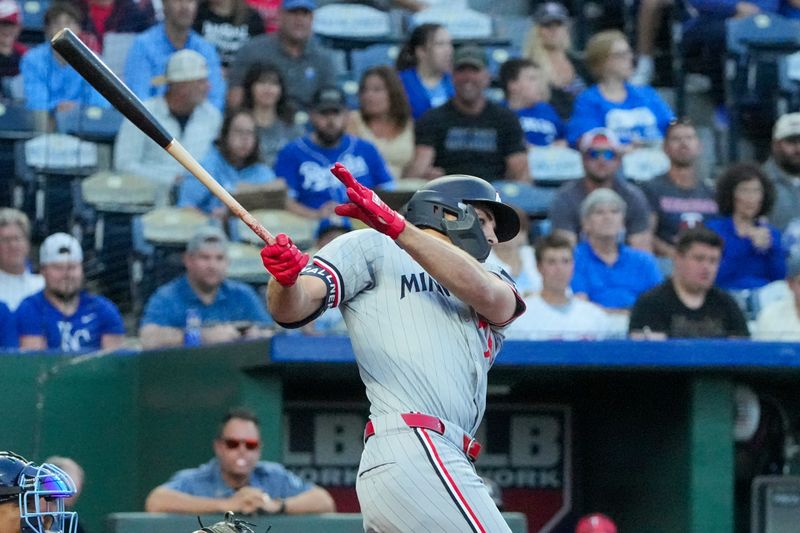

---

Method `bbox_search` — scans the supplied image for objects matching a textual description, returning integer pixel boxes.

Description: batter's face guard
[401,175,521,261]
[0,452,78,533]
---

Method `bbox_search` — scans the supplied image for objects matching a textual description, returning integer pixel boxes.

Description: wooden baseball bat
[50,28,274,244]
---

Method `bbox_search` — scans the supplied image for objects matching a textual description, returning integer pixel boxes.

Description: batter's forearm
[396,225,516,322]
[267,277,327,325]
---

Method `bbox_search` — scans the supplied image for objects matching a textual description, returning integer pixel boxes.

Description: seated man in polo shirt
[548,127,653,251]
[139,227,272,349]
[146,407,335,514]
[571,188,662,315]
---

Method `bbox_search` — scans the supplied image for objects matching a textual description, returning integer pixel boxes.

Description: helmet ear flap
[442,204,490,261]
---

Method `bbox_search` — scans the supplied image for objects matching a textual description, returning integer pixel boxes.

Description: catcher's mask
[0,451,78,533]
[401,175,520,261]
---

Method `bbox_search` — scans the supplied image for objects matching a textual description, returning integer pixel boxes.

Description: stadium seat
[236,209,317,250]
[621,147,670,183]
[724,14,800,161]
[141,206,210,245]
[485,44,518,80]
[527,146,583,185]
[312,3,396,73]
[313,4,391,39]
[351,43,400,80]
[492,179,556,218]
[0,101,36,208]
[227,242,269,285]
[55,106,123,145]
[410,7,493,40]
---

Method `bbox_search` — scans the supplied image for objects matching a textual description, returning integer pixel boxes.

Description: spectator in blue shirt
[705,163,786,290]
[145,407,335,514]
[139,226,272,349]
[0,301,16,349]
[17,233,125,352]
[571,188,662,311]
[178,108,278,228]
[21,2,109,117]
[274,86,394,220]
[567,30,674,147]
[123,0,226,111]
[396,23,454,120]
[499,57,565,147]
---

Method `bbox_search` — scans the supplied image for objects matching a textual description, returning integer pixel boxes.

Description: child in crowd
[499,57,565,147]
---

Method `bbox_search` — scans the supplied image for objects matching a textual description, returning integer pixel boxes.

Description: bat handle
[166,142,274,244]
[240,212,273,244]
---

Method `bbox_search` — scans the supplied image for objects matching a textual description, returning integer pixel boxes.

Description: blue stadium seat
[492,179,555,218]
[351,43,400,81]
[54,106,123,145]
[725,14,800,160]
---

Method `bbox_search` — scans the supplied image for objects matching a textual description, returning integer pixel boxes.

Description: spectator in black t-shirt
[194,0,264,69]
[629,227,749,339]
[641,119,717,259]
[0,0,25,96]
[405,44,529,182]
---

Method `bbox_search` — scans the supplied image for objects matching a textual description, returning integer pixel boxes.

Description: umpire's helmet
[0,451,78,533]
[401,175,520,261]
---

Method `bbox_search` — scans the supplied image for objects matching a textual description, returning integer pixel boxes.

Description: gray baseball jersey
[290,228,524,532]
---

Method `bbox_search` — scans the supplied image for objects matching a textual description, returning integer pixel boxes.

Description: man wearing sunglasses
[548,127,653,251]
[145,408,335,515]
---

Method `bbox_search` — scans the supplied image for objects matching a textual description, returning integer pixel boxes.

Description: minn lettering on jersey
[400,272,451,299]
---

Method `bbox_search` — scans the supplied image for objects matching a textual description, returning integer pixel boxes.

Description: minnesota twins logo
[400,272,451,299]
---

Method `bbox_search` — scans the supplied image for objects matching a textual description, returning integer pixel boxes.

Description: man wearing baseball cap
[763,112,800,231]
[16,232,125,352]
[406,43,529,182]
[548,127,653,250]
[227,0,339,111]
[274,86,393,219]
[114,49,222,201]
[123,0,226,110]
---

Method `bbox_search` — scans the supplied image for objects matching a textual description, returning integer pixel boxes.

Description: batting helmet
[575,513,617,533]
[0,451,78,533]
[401,175,520,261]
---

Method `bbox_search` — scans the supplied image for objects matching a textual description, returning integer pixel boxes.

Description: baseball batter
[261,164,525,532]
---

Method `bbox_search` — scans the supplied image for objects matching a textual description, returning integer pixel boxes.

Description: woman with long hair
[395,22,453,119]
[522,2,586,119]
[566,29,674,148]
[241,62,304,167]
[178,108,277,221]
[346,65,413,179]
[706,163,786,291]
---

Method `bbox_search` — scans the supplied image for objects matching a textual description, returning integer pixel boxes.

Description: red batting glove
[330,163,406,239]
[260,233,309,286]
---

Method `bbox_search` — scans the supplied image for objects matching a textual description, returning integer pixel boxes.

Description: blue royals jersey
[274,134,394,209]
[16,291,125,352]
[513,102,566,146]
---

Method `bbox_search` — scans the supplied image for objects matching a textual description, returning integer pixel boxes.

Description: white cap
[40,233,83,265]
[773,112,800,140]
[165,50,208,83]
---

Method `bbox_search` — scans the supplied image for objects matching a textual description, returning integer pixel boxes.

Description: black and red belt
[363,413,482,462]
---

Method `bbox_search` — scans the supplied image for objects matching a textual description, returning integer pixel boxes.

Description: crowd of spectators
[2,0,800,348]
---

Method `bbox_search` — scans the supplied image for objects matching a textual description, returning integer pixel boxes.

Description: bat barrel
[50,28,173,148]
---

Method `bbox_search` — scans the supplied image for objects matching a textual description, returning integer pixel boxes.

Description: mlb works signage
[282,402,572,532]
